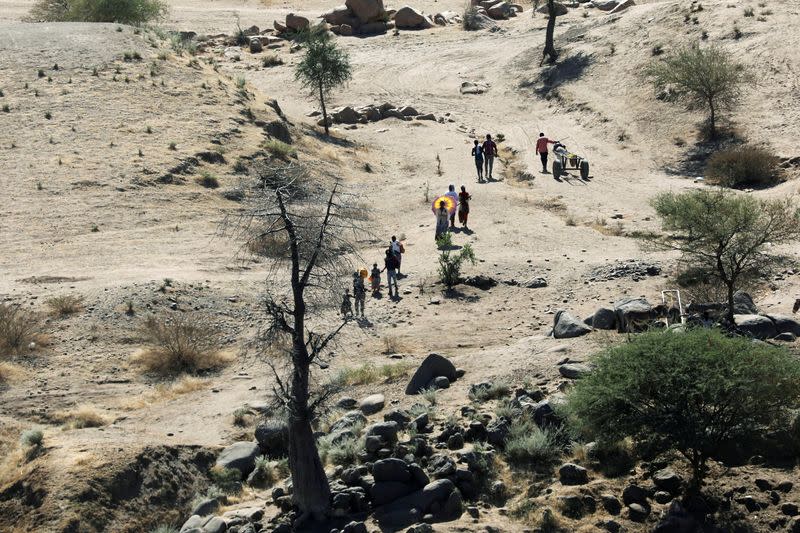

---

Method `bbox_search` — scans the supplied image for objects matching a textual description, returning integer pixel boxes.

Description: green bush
[208,466,241,494]
[470,381,510,402]
[28,0,168,23]
[263,139,296,160]
[438,243,476,289]
[21,429,44,447]
[504,417,563,467]
[568,328,800,492]
[705,145,781,188]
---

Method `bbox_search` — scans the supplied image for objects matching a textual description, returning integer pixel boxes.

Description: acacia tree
[233,163,363,523]
[644,45,750,138]
[294,31,352,136]
[648,189,800,323]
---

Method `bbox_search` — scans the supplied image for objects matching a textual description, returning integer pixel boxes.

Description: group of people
[341,236,405,318]
[470,134,499,183]
[434,184,472,241]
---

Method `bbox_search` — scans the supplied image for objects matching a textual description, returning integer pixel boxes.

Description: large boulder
[366,421,399,445]
[405,354,457,394]
[394,6,433,29]
[733,291,758,315]
[373,458,412,483]
[553,310,592,339]
[768,315,800,336]
[586,307,616,330]
[331,411,368,433]
[255,419,289,458]
[559,463,589,485]
[375,479,460,527]
[608,0,635,13]
[215,441,260,477]
[322,5,359,26]
[346,0,386,23]
[332,106,362,124]
[488,1,517,18]
[614,297,656,333]
[433,10,461,25]
[591,0,619,10]
[285,13,310,31]
[359,393,386,415]
[559,363,591,379]
[249,37,263,53]
[734,314,777,340]
[653,468,682,494]
[536,1,569,15]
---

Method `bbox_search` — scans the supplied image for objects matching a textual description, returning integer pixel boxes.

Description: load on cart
[552,141,590,180]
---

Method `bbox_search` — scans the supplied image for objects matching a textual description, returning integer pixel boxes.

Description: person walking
[536,132,556,173]
[370,262,381,296]
[352,271,366,317]
[471,140,484,183]
[482,134,498,180]
[445,184,459,228]
[390,235,404,277]
[434,200,450,242]
[382,249,400,298]
[458,185,471,229]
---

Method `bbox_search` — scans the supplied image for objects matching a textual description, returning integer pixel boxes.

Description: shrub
[134,314,227,374]
[435,231,452,250]
[495,400,521,421]
[470,381,510,402]
[208,466,241,494]
[151,526,179,533]
[0,362,22,383]
[247,456,279,488]
[0,304,40,354]
[28,0,168,24]
[232,407,249,426]
[420,386,438,406]
[568,328,800,492]
[438,243,476,289]
[264,139,296,160]
[504,417,563,467]
[20,429,44,448]
[463,3,481,30]
[46,295,83,317]
[262,54,283,67]
[54,405,109,429]
[326,436,359,467]
[196,171,219,189]
[705,145,780,188]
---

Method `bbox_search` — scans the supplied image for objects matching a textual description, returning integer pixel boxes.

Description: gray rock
[559,363,591,379]
[733,291,758,314]
[628,503,649,522]
[591,0,619,10]
[447,433,464,450]
[622,484,649,505]
[191,498,220,517]
[553,310,592,339]
[248,37,263,54]
[215,442,260,477]
[559,463,589,485]
[775,332,797,342]
[653,468,682,494]
[614,297,655,333]
[394,6,434,29]
[181,515,204,532]
[371,481,417,505]
[406,354,457,394]
[254,420,289,458]
[203,517,227,533]
[433,376,450,389]
[654,491,673,504]
[588,307,617,329]
[285,13,310,31]
[332,106,362,124]
[384,409,411,427]
[342,522,368,533]
[373,458,412,483]
[345,0,386,22]
[264,120,291,144]
[442,488,463,519]
[331,411,368,433]
[601,493,621,515]
[366,421,399,445]
[734,314,777,340]
[768,314,800,336]
[398,105,420,117]
[359,393,386,415]
[559,494,586,518]
[337,397,358,409]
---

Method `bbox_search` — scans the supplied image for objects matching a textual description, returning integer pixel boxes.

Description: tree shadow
[303,127,357,148]
[662,128,746,177]
[520,52,594,95]
[442,287,481,302]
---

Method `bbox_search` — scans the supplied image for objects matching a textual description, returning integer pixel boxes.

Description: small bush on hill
[470,381,510,402]
[28,0,168,24]
[705,145,781,188]
[334,362,413,386]
[263,139,296,160]
[196,171,219,189]
[135,314,227,375]
[0,304,40,355]
[208,466,241,494]
[504,417,563,467]
[20,429,44,448]
[54,405,109,429]
[438,243,476,289]
[46,295,83,317]
[568,328,800,492]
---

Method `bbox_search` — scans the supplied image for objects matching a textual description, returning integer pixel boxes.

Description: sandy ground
[1,0,800,531]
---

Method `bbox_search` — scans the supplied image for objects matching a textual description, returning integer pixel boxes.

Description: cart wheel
[553,160,562,178]
[580,160,590,180]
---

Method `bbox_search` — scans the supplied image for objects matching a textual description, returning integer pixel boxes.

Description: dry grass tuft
[334,362,413,386]
[121,376,208,410]
[534,196,567,213]
[133,314,230,375]
[0,304,41,355]
[382,335,406,354]
[0,362,24,384]
[46,294,83,317]
[53,405,110,429]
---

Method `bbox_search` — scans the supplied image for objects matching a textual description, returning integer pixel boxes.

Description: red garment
[482,140,497,157]
[536,137,554,154]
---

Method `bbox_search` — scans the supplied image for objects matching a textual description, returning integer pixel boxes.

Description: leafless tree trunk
[226,163,366,524]
[541,0,559,65]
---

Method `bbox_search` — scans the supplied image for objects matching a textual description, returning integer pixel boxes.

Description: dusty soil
[1,0,800,531]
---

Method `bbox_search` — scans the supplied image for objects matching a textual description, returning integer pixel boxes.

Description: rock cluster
[587,259,662,282]
[318,103,447,127]
[470,0,525,20]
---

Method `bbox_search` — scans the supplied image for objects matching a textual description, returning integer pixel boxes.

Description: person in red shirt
[535,132,556,173]
[482,134,498,181]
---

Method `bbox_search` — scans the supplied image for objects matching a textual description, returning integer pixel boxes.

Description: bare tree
[229,162,365,523]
